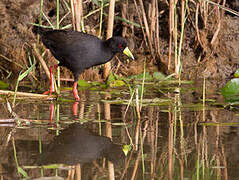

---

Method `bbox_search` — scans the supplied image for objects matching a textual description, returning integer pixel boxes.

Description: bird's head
[106,37,134,60]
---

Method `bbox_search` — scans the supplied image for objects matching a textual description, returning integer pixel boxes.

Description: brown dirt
[0,0,239,88]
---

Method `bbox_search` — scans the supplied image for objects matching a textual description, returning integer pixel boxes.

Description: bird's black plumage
[35,27,134,100]
[38,29,129,80]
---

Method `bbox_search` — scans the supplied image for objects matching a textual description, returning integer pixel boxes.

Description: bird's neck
[101,42,116,63]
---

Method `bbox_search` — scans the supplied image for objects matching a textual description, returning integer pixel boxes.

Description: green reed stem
[63,0,71,11]
[140,58,146,110]
[42,12,54,28]
[174,1,178,77]
[12,138,20,177]
[39,0,43,25]
[81,20,85,33]
[203,76,206,122]
[38,128,42,154]
[56,0,60,29]
[55,104,60,177]
[38,127,43,180]
[56,104,60,136]
[56,0,61,94]
[57,66,60,94]
[102,12,141,28]
[196,154,200,180]
[140,128,145,180]
[177,0,188,85]
[13,64,35,106]
[13,138,30,178]
[84,2,109,19]
[61,24,72,29]
[99,0,104,37]
[13,78,20,106]
[97,103,102,135]
[38,0,44,43]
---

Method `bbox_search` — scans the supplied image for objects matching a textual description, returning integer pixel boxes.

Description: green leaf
[43,164,61,169]
[18,64,35,81]
[234,69,239,78]
[123,145,132,156]
[91,0,99,6]
[0,81,9,89]
[17,166,29,179]
[222,78,239,102]
[91,81,101,86]
[129,72,152,80]
[153,72,166,80]
[138,85,145,97]
[109,79,125,87]
[78,79,90,87]
[106,72,116,85]
[114,15,141,28]
[106,73,126,87]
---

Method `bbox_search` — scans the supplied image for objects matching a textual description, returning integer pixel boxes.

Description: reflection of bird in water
[37,123,125,165]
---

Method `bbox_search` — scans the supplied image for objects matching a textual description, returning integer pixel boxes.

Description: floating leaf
[221,78,239,102]
[106,73,125,87]
[109,79,125,87]
[78,79,90,87]
[91,81,101,86]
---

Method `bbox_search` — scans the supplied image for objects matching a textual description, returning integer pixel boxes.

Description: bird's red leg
[73,81,80,101]
[49,103,55,124]
[72,101,79,116]
[49,66,55,94]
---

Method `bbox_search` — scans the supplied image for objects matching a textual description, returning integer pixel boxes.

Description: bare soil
[0,0,239,87]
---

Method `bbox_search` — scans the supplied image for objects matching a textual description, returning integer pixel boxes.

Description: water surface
[0,81,238,180]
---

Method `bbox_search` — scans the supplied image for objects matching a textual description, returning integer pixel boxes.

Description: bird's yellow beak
[123,47,135,60]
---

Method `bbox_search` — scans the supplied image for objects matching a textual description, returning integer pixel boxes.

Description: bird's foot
[43,90,55,95]
[43,79,55,95]
[73,81,80,101]
[43,90,51,95]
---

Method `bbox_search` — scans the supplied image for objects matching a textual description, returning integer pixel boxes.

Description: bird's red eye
[118,43,123,49]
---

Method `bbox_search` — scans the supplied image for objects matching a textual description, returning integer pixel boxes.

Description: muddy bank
[0,0,239,86]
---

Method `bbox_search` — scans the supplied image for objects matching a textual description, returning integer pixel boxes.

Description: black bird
[37,123,126,165]
[36,27,134,101]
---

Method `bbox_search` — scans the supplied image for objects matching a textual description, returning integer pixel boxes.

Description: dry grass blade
[70,0,83,31]
[204,0,239,17]
[138,0,153,53]
[103,0,116,78]
[32,44,50,80]
[0,90,56,100]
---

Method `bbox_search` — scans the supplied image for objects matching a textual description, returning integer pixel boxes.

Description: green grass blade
[17,166,30,179]
[18,64,35,81]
